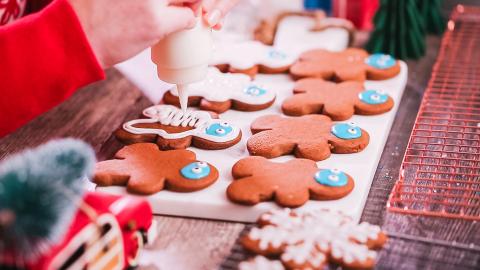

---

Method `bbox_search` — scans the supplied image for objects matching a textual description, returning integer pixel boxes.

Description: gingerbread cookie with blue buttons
[93,143,218,194]
[247,115,369,161]
[290,48,401,81]
[227,156,354,207]
[282,78,394,120]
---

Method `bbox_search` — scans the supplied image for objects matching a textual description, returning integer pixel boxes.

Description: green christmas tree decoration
[417,0,445,35]
[366,0,426,60]
[0,139,95,260]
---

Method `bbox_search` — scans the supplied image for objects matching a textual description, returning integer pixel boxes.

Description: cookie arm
[247,131,297,159]
[250,115,285,134]
[231,156,272,179]
[294,139,332,161]
[282,94,324,116]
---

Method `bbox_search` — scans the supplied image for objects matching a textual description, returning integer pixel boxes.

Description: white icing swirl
[330,239,376,264]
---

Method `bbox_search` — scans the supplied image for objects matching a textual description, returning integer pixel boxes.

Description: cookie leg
[226,177,275,205]
[247,132,296,158]
[294,140,331,161]
[322,101,355,121]
[282,94,324,116]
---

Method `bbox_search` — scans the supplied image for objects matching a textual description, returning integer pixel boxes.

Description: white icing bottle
[151,16,213,112]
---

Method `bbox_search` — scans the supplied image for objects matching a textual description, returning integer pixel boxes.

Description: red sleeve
[0,0,105,138]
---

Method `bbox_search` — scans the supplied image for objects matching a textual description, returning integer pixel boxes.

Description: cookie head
[93,143,219,194]
[330,122,362,140]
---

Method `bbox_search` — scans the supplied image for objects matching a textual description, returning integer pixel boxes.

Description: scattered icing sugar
[238,256,285,270]
[281,240,326,267]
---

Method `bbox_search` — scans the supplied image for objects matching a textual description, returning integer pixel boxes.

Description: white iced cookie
[118,105,241,150]
[210,40,296,75]
[240,209,387,270]
[163,67,276,113]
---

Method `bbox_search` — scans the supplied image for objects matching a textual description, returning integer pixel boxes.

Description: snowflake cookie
[240,208,387,270]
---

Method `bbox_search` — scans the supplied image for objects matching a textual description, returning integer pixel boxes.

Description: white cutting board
[98,62,408,223]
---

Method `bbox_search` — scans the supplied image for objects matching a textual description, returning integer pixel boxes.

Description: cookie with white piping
[247,115,369,161]
[290,48,401,81]
[162,67,276,113]
[210,40,296,77]
[93,143,218,194]
[240,208,387,270]
[227,156,354,207]
[282,78,394,120]
[115,105,242,150]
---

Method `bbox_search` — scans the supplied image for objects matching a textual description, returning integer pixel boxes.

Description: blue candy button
[358,90,388,105]
[314,169,348,187]
[365,54,396,69]
[180,161,211,180]
[331,122,362,139]
[205,122,233,137]
[244,85,267,97]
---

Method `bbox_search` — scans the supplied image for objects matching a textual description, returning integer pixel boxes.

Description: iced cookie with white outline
[93,143,218,194]
[163,67,276,113]
[240,208,387,270]
[247,115,369,161]
[282,78,394,120]
[210,40,296,77]
[227,156,354,207]
[115,105,242,150]
[290,48,401,81]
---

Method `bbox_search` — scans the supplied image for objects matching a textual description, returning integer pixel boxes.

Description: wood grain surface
[1,1,479,269]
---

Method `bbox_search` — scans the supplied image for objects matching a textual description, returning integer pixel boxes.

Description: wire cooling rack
[387,5,480,220]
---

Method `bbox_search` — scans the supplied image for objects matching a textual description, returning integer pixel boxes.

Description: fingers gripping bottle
[151,17,213,112]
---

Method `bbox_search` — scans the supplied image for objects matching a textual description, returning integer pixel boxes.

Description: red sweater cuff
[0,0,105,137]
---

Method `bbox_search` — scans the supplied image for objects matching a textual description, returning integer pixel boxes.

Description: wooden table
[1,1,479,269]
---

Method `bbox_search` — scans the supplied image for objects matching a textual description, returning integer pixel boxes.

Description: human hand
[68,0,201,68]
[202,0,241,30]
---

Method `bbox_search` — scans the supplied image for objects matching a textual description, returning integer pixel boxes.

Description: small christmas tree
[0,139,95,260]
[417,0,445,35]
[366,0,426,60]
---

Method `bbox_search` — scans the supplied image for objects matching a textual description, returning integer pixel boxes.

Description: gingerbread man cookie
[247,115,369,161]
[227,156,354,207]
[163,67,276,113]
[115,105,242,150]
[210,40,296,77]
[93,143,219,194]
[282,78,394,120]
[240,208,388,270]
[290,48,401,81]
